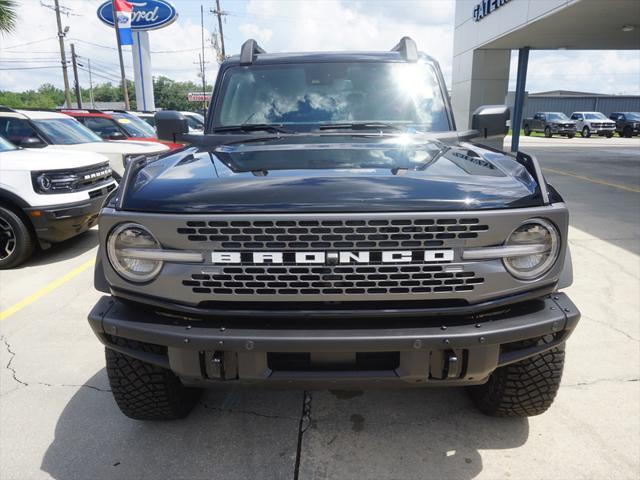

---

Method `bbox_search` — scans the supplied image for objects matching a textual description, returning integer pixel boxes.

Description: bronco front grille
[176,218,489,250]
[182,265,485,296]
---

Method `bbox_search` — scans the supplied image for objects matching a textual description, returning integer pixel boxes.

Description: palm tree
[0,0,18,36]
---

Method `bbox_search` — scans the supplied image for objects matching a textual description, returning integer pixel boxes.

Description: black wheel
[467,341,565,417]
[567,133,575,139]
[106,337,202,420]
[623,126,633,138]
[544,126,552,138]
[606,133,613,138]
[581,126,590,138]
[523,125,531,136]
[0,205,35,269]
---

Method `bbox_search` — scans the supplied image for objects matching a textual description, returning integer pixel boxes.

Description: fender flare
[558,246,573,289]
[0,188,30,210]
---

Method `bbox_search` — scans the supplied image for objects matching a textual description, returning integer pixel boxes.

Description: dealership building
[452,0,640,149]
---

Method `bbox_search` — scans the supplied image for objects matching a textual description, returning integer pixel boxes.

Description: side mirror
[20,137,46,148]
[108,132,127,140]
[471,105,510,139]
[155,111,189,144]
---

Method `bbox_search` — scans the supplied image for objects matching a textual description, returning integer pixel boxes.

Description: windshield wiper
[212,124,294,134]
[317,122,407,132]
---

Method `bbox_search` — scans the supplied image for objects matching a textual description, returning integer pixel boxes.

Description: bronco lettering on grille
[211,250,454,264]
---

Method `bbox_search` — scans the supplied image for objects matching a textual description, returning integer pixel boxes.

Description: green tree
[0,0,17,35]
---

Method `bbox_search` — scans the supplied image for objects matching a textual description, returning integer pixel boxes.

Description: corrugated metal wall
[522,96,640,118]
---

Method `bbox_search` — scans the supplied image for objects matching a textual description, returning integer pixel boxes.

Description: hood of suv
[56,141,169,155]
[0,147,110,171]
[120,136,542,213]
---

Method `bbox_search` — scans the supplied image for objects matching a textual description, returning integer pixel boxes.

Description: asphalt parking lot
[1,136,638,480]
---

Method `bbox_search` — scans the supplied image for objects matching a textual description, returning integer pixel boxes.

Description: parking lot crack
[563,377,639,388]
[202,403,298,420]
[583,315,639,342]
[2,336,28,388]
[1,335,110,393]
[293,390,312,480]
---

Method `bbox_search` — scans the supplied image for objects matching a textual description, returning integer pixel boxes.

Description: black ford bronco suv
[89,38,580,420]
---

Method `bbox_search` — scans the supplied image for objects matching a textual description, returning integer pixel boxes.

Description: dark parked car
[609,112,640,138]
[88,38,580,421]
[523,112,576,138]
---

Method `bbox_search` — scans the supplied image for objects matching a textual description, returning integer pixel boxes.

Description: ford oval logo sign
[97,0,177,31]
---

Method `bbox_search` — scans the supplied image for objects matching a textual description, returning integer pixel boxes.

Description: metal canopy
[480,0,640,50]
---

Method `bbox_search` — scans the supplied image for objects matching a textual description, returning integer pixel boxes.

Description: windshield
[0,135,17,152]
[585,113,608,120]
[140,115,156,128]
[214,62,450,131]
[185,114,204,130]
[112,113,157,138]
[33,118,101,144]
[548,113,570,121]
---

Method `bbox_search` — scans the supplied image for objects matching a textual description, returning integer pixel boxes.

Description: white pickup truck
[569,112,616,138]
[0,135,117,268]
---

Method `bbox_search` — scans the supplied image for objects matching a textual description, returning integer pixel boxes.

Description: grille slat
[177,218,489,249]
[183,264,485,296]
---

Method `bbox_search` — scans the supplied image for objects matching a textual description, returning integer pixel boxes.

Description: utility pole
[70,43,82,108]
[200,4,207,111]
[111,0,131,110]
[87,58,95,108]
[212,0,226,60]
[53,0,72,107]
[76,57,95,108]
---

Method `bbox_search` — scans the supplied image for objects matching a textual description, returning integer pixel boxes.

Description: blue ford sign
[97,0,177,31]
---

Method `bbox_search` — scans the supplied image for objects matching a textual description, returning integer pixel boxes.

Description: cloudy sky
[1,0,639,95]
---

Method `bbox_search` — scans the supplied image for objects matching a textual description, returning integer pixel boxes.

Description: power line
[2,37,57,50]
[77,66,121,82]
[0,66,61,71]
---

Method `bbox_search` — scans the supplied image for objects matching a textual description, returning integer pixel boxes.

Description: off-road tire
[544,126,552,138]
[467,342,565,417]
[623,126,633,138]
[0,205,35,269]
[106,338,202,420]
[567,133,575,139]
[581,126,591,138]
[523,125,531,136]
[605,133,613,138]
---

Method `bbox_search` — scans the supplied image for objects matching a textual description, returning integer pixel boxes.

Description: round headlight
[36,174,52,192]
[107,223,162,282]
[503,219,560,280]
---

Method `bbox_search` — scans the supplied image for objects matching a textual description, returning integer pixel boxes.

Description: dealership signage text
[473,0,511,22]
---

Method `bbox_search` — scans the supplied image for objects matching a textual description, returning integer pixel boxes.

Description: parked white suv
[0,135,117,268]
[569,112,616,138]
[0,107,169,178]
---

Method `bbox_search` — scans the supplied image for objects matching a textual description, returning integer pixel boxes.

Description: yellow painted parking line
[543,167,640,193]
[0,258,95,322]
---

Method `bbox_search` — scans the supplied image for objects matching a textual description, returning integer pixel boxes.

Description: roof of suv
[222,37,436,68]
[0,109,69,120]
[224,51,437,68]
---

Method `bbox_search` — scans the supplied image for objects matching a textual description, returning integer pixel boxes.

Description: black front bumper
[26,184,115,245]
[88,293,580,387]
